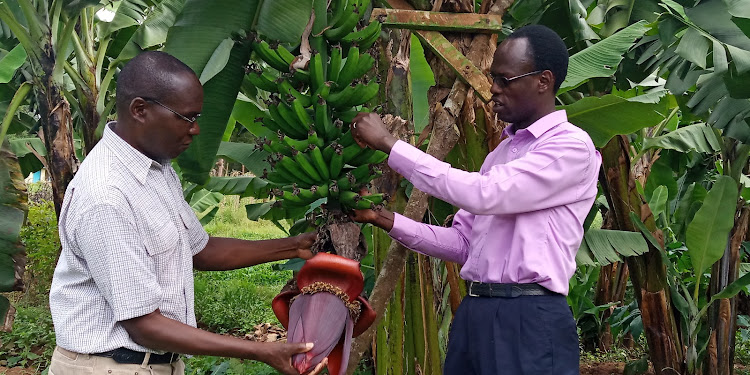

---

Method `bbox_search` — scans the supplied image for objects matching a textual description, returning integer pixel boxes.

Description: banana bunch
[249,0,386,211]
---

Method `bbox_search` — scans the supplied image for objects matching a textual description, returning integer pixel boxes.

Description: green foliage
[0,305,55,371]
[184,356,278,375]
[18,200,59,305]
[202,196,287,240]
[193,263,292,333]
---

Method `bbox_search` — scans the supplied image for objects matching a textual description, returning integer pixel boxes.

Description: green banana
[309,53,325,94]
[290,69,311,86]
[252,40,290,72]
[328,181,340,199]
[313,99,330,139]
[296,186,319,203]
[324,4,360,41]
[292,149,323,182]
[361,193,388,205]
[276,45,297,66]
[357,23,381,50]
[330,148,344,179]
[335,46,360,88]
[340,82,379,107]
[328,0,351,29]
[322,142,339,163]
[351,54,375,81]
[326,84,358,109]
[278,79,312,107]
[309,145,331,180]
[339,190,360,207]
[338,129,356,147]
[279,133,313,152]
[257,115,282,133]
[246,70,278,92]
[277,155,317,186]
[336,172,354,191]
[328,45,343,84]
[342,21,381,46]
[277,101,310,138]
[342,143,364,164]
[269,104,307,139]
[291,99,314,130]
[275,189,312,206]
[263,137,293,156]
[334,109,361,123]
[307,130,324,148]
[349,148,388,165]
[264,168,294,185]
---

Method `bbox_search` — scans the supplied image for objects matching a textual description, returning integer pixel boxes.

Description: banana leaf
[0,44,26,83]
[642,123,722,154]
[560,20,649,94]
[576,229,649,266]
[562,94,667,147]
[686,175,739,277]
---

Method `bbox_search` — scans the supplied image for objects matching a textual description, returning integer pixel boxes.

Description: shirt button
[512,147,518,153]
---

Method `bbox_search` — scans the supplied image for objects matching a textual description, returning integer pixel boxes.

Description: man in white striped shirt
[48,51,326,375]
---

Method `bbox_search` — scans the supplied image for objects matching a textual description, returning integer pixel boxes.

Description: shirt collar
[502,110,568,139]
[102,122,164,184]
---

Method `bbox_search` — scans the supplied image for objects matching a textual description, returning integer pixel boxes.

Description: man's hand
[349,188,396,231]
[294,232,317,260]
[256,342,327,375]
[351,112,398,153]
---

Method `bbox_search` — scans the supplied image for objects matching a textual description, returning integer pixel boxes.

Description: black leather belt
[92,347,179,364]
[467,282,558,297]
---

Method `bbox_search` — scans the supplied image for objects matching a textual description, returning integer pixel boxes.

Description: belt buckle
[468,281,479,297]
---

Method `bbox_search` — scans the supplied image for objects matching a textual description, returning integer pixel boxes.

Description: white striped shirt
[49,122,209,354]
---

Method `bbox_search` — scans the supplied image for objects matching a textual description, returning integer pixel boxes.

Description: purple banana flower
[287,293,354,375]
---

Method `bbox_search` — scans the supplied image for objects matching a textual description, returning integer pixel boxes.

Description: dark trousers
[443,294,579,375]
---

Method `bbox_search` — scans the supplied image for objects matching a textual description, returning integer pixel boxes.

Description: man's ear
[537,70,555,95]
[129,97,149,124]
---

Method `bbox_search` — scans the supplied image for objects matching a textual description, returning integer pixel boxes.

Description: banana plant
[0,141,28,331]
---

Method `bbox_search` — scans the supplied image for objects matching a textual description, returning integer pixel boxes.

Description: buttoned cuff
[387,140,422,180]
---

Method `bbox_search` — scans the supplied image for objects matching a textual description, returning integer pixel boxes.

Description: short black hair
[116,51,196,114]
[507,25,569,93]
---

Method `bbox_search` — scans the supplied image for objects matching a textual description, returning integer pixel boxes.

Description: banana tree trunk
[705,204,748,375]
[36,48,77,217]
[371,19,412,375]
[74,9,102,155]
[600,135,684,374]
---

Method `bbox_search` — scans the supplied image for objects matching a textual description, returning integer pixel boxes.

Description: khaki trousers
[49,346,185,375]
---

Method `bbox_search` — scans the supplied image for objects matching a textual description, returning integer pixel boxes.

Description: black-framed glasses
[490,70,544,87]
[142,97,201,124]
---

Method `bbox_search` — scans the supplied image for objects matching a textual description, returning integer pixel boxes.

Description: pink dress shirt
[387,110,601,295]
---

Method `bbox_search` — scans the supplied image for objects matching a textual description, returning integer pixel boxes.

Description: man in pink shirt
[351,25,601,374]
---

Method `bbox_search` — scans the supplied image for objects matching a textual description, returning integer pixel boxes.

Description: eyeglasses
[490,70,543,88]
[142,97,201,124]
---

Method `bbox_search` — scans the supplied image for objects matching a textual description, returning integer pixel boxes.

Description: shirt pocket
[178,204,200,230]
[144,218,180,257]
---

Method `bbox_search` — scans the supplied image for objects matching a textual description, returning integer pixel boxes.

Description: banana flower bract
[272,253,376,375]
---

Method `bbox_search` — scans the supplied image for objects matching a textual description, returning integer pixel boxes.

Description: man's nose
[490,80,502,95]
[189,122,200,135]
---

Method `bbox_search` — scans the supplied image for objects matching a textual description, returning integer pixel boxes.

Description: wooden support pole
[371,8,503,33]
